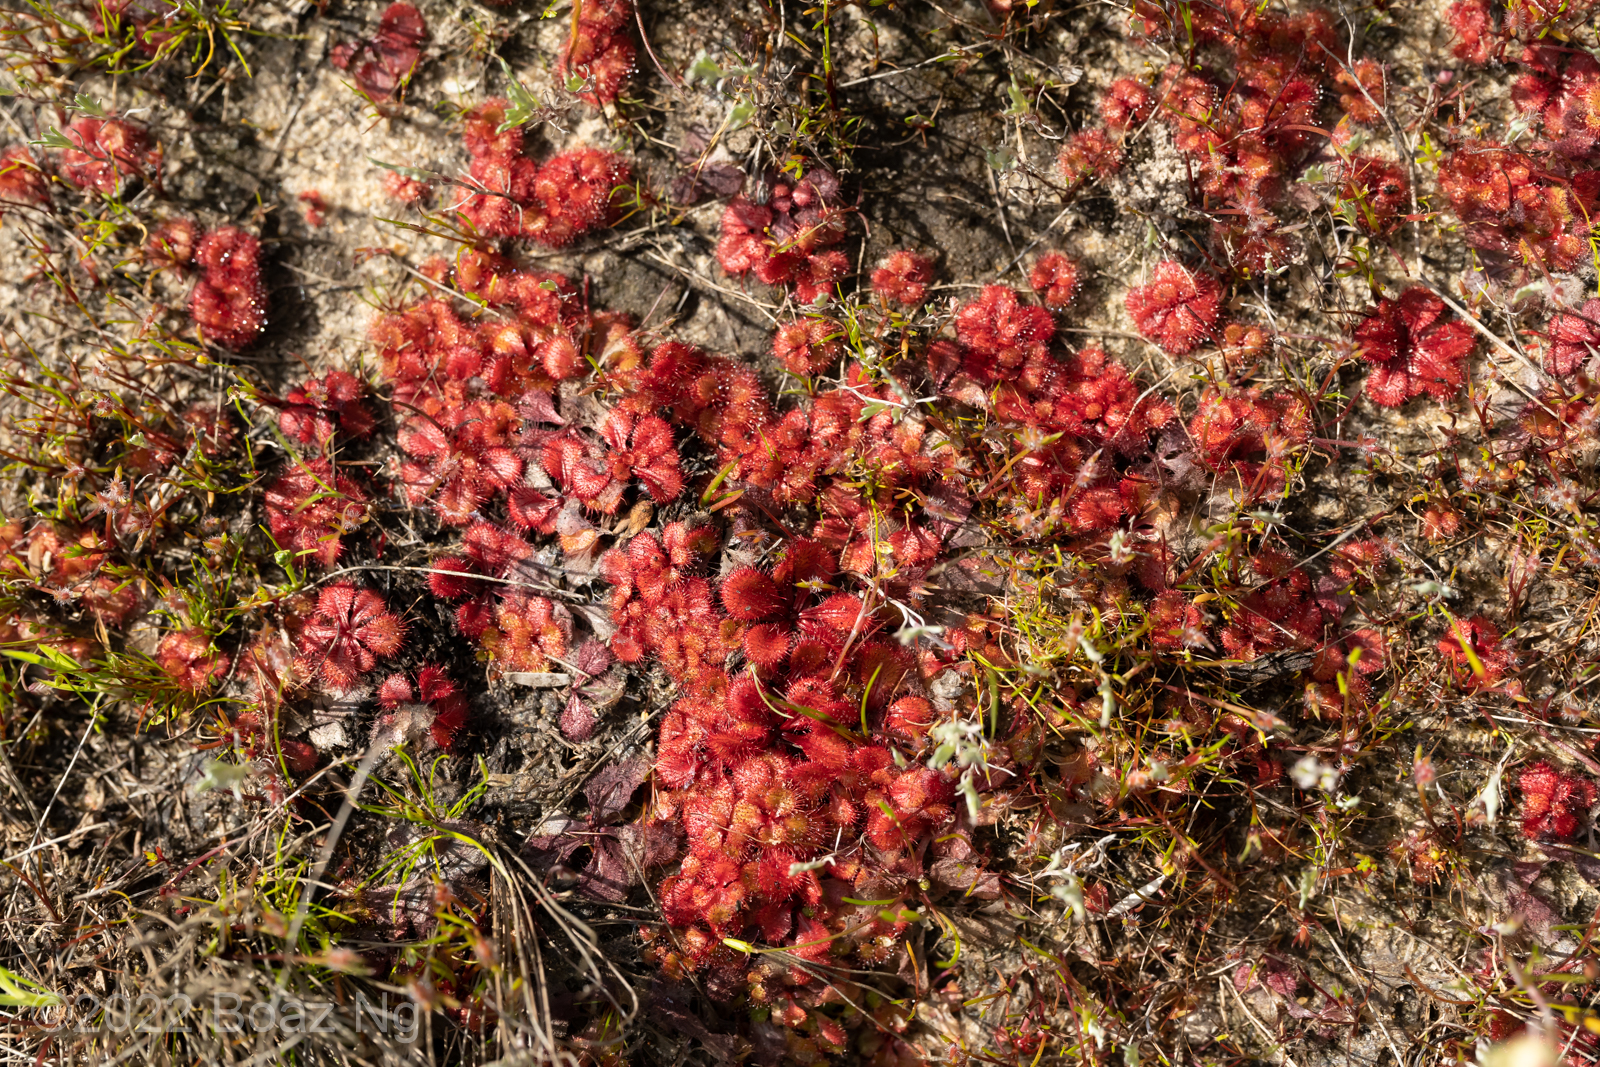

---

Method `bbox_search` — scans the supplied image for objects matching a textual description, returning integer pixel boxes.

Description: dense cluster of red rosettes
[929,283,1194,536]
[426,519,570,676]
[955,283,1055,372]
[608,344,959,582]
[371,255,632,520]
[362,237,1094,1021]
[1438,143,1600,272]
[454,100,629,246]
[1120,0,1416,276]
[629,527,998,1006]
[1448,0,1597,66]
[1426,19,1600,275]
[716,166,849,302]
[361,274,1033,1032]
[367,249,659,676]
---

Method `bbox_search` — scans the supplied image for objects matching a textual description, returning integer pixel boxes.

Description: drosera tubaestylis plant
[11,0,1600,1061]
